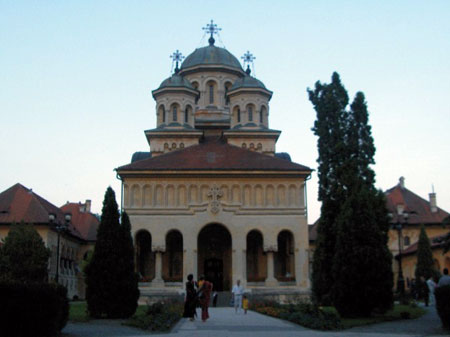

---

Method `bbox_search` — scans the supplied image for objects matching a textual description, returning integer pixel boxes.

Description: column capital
[152,245,166,253]
[264,244,277,253]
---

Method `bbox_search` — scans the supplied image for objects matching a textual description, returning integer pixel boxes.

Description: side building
[0,183,98,299]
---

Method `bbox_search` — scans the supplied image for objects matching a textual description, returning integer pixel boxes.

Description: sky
[1,0,449,223]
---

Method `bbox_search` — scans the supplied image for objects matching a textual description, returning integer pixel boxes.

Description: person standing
[232,279,244,313]
[183,274,197,321]
[426,276,437,305]
[198,276,213,322]
[242,295,249,314]
[438,268,450,287]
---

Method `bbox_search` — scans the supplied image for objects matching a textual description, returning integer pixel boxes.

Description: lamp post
[49,213,71,283]
[392,211,409,297]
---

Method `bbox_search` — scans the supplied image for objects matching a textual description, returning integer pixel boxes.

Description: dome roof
[230,75,268,90]
[157,73,195,90]
[180,45,243,72]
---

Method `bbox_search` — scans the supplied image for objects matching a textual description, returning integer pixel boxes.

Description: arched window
[185,105,192,123]
[260,106,266,124]
[237,108,241,123]
[172,105,177,122]
[160,105,166,123]
[209,84,214,104]
[224,82,232,105]
[248,105,253,122]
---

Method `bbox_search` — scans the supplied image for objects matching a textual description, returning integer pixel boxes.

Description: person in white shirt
[426,276,437,305]
[232,279,244,313]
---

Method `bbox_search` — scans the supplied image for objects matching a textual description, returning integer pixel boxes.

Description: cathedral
[116,22,312,302]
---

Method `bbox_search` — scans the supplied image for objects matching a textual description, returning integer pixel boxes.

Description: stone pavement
[63,305,448,337]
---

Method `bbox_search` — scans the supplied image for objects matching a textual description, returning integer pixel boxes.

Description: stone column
[152,245,165,288]
[264,245,278,287]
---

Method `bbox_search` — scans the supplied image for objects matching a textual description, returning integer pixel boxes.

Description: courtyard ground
[63,303,448,337]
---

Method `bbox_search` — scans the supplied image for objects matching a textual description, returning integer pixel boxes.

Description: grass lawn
[69,301,89,322]
[324,305,426,329]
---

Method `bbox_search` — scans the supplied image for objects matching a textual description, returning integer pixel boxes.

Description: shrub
[125,301,183,331]
[435,285,450,330]
[0,282,69,337]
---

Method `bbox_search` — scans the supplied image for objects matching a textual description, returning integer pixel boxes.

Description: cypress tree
[415,225,434,280]
[308,72,349,304]
[85,187,139,318]
[309,74,393,315]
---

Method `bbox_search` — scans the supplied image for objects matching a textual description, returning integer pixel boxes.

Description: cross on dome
[242,51,255,75]
[170,50,185,73]
[203,19,221,45]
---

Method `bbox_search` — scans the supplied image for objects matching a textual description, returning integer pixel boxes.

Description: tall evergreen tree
[415,225,434,280]
[0,222,50,283]
[309,73,393,315]
[85,187,139,318]
[308,72,350,304]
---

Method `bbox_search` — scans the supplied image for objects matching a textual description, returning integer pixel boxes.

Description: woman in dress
[182,274,197,321]
[198,276,213,322]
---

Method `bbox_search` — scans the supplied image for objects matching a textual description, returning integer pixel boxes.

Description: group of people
[183,276,250,322]
[182,274,213,322]
[412,268,450,306]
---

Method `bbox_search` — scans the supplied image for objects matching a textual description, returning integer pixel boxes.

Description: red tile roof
[60,203,99,242]
[0,183,86,241]
[117,138,312,173]
[385,183,449,225]
[399,232,450,257]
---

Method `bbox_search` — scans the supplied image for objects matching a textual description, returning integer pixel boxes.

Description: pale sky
[1,1,449,223]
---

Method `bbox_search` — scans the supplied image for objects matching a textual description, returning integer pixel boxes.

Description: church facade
[117,23,312,301]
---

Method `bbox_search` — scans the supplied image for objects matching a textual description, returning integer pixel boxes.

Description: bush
[125,301,183,332]
[0,282,69,337]
[435,285,450,330]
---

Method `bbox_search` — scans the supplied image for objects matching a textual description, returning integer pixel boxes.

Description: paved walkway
[63,305,448,337]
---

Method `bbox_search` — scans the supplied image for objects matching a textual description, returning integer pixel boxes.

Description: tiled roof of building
[0,183,86,241]
[117,138,312,173]
[60,202,99,242]
[308,220,319,242]
[385,181,449,225]
[399,233,450,257]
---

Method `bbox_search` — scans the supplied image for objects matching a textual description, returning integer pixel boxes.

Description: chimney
[85,199,92,213]
[399,176,405,188]
[429,185,437,213]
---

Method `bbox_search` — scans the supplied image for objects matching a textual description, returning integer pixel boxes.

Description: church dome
[180,44,243,72]
[230,75,267,90]
[157,73,195,90]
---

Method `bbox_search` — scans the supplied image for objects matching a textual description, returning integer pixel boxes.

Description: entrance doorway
[198,223,232,291]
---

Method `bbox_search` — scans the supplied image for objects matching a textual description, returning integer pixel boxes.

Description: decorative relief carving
[207,184,223,214]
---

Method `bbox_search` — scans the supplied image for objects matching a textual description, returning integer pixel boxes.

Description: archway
[163,230,183,282]
[275,230,295,281]
[246,230,267,282]
[135,230,155,282]
[198,223,232,291]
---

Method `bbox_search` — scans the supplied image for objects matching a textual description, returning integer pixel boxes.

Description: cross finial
[241,51,255,75]
[202,19,221,45]
[170,50,184,73]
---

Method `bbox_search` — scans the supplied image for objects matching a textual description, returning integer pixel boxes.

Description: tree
[0,222,50,283]
[308,72,349,304]
[85,187,139,318]
[415,225,434,280]
[309,73,393,316]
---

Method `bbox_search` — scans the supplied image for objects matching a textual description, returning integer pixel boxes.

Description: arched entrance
[162,230,183,282]
[198,223,232,291]
[246,230,267,282]
[275,230,295,281]
[135,230,155,282]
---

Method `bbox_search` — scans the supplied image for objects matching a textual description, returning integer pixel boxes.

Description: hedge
[0,282,69,337]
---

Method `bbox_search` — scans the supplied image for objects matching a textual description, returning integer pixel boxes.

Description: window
[237,108,241,123]
[172,106,177,121]
[209,84,214,104]
[260,106,266,123]
[248,106,253,122]
[404,236,410,246]
[161,106,166,123]
[185,108,188,123]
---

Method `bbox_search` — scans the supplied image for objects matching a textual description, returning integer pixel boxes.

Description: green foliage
[125,301,183,331]
[69,302,90,322]
[415,225,435,280]
[308,72,393,315]
[85,187,140,318]
[0,282,69,337]
[435,285,450,330]
[0,222,50,283]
